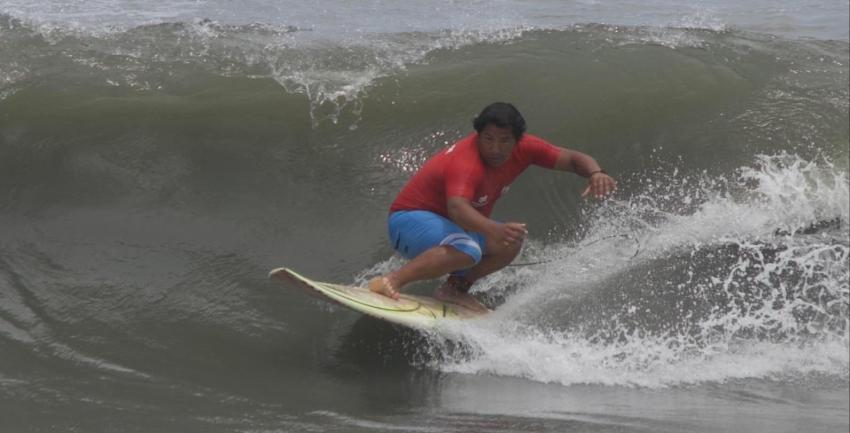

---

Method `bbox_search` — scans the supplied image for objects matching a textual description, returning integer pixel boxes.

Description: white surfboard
[269,267,487,330]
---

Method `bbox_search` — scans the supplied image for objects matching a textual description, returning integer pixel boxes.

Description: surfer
[369,102,617,312]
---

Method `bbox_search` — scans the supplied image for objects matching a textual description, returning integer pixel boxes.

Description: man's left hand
[581,172,617,199]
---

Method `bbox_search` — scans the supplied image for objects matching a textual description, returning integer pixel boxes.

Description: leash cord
[508,233,641,267]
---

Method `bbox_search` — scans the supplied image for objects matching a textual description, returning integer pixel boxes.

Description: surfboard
[269,267,487,330]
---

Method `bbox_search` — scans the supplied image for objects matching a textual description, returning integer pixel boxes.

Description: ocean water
[0,1,848,432]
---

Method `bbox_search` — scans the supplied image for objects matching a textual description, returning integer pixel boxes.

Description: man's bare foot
[368,275,400,300]
[434,278,489,313]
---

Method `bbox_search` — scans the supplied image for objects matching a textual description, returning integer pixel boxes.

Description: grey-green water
[0,6,848,433]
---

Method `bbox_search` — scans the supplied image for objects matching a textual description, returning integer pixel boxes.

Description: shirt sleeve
[444,155,481,201]
[519,134,562,168]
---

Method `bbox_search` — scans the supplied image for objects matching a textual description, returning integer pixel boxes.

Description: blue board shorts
[388,210,486,271]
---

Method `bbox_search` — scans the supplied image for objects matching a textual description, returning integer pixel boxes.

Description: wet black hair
[472,102,526,140]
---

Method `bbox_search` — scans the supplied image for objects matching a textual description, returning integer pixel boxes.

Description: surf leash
[508,233,641,267]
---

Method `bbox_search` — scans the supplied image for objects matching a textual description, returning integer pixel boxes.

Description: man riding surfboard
[369,102,617,312]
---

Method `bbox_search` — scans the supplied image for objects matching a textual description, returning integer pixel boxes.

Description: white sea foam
[436,322,848,387]
[427,154,848,387]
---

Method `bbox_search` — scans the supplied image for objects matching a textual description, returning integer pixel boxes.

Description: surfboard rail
[269,267,486,329]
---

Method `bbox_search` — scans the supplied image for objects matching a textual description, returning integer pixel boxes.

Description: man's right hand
[447,197,527,246]
[488,222,527,246]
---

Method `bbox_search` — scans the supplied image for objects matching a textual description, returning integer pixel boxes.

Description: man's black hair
[472,102,526,140]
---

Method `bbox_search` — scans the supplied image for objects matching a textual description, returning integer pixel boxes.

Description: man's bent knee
[438,245,477,269]
[439,234,484,265]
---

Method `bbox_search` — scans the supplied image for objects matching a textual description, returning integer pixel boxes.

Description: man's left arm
[552,148,617,199]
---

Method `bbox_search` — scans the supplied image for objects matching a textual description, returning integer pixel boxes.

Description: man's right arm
[447,197,527,246]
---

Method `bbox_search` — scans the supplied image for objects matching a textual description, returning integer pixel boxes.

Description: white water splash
[430,154,849,387]
[269,26,534,127]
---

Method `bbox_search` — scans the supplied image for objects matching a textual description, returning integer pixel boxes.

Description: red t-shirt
[389,133,562,217]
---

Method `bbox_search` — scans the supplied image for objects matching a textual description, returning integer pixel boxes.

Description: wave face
[0,3,847,432]
[1,16,847,207]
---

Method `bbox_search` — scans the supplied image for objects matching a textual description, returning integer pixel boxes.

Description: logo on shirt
[472,195,488,207]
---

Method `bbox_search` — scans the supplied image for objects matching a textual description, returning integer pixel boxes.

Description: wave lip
[2,0,847,40]
[2,9,848,133]
[0,11,539,124]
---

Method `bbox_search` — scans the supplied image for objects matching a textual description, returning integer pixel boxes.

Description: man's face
[476,124,516,167]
